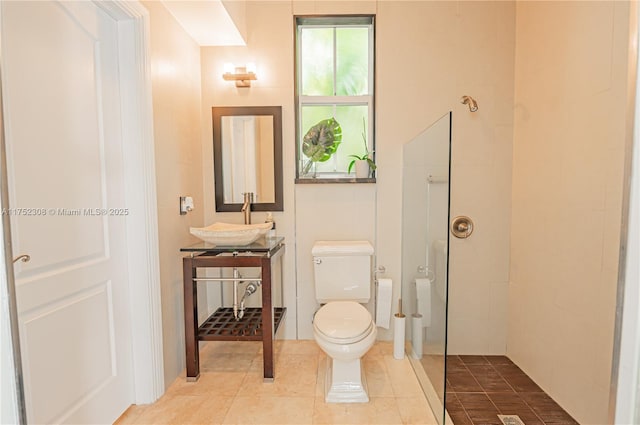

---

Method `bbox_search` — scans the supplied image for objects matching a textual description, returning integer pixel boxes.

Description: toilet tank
[312,241,374,303]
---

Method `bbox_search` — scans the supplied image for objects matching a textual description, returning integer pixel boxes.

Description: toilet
[312,240,377,403]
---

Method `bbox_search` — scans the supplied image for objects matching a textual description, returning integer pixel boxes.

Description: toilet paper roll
[415,278,432,327]
[393,315,406,360]
[411,314,423,359]
[375,278,393,329]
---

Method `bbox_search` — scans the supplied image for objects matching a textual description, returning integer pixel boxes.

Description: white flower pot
[355,160,370,179]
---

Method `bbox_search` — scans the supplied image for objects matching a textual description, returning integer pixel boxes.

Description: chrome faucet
[241,192,253,224]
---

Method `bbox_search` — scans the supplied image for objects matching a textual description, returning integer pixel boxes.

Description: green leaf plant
[348,118,376,175]
[301,117,343,176]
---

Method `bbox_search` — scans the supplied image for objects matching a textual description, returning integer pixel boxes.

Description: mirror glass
[213,106,283,212]
[221,115,275,203]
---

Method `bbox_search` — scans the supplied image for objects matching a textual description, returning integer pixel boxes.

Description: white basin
[190,222,272,246]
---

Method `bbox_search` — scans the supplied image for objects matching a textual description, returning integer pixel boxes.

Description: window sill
[295,177,376,184]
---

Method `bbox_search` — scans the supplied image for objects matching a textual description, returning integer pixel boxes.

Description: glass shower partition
[401,112,451,424]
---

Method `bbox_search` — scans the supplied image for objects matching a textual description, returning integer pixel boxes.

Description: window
[295,16,375,181]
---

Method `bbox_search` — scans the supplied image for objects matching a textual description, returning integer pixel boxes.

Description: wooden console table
[181,237,285,381]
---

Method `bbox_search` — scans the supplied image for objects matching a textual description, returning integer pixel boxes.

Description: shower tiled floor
[446,355,579,425]
[114,341,437,425]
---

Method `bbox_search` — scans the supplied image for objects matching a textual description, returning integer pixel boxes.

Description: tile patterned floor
[445,355,579,425]
[114,341,438,425]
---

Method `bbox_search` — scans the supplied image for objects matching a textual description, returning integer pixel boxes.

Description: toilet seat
[314,301,374,345]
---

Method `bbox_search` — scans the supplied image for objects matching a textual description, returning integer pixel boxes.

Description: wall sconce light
[223,62,257,88]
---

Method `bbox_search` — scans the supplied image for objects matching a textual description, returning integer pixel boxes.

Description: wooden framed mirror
[213,106,283,212]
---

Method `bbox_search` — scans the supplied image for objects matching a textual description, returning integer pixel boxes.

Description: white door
[1,1,133,423]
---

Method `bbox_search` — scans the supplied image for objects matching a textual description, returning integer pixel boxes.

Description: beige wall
[375,1,516,351]
[146,1,632,419]
[0,0,630,418]
[200,1,298,339]
[293,1,379,339]
[143,1,205,389]
[201,1,514,347]
[509,2,630,423]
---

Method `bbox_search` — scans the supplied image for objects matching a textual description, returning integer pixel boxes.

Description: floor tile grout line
[130,342,430,425]
[452,356,548,425]
[518,396,548,425]
[483,388,506,424]
[517,391,573,425]
[479,361,517,394]
[218,394,235,425]
[450,392,476,425]
[311,394,318,424]
[482,356,548,424]
[459,385,504,425]
[489,360,530,394]
[451,356,485,393]
[487,356,559,425]
[449,356,582,425]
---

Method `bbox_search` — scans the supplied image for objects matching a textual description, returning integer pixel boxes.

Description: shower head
[460,95,478,112]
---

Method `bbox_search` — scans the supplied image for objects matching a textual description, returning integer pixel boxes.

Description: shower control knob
[451,216,474,239]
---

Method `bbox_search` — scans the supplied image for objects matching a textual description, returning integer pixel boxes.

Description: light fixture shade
[222,62,258,88]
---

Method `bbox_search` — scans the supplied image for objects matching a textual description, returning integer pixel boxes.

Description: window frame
[294,15,376,183]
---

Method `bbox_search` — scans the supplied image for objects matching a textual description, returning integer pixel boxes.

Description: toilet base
[324,357,369,403]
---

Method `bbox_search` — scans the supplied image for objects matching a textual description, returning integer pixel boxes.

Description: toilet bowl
[313,301,377,403]
[311,240,376,403]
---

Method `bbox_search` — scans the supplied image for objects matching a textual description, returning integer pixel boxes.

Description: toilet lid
[314,301,373,344]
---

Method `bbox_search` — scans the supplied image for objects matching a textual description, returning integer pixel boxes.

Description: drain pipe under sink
[233,268,240,320]
[238,281,259,320]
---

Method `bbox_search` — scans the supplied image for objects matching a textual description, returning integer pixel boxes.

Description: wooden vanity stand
[181,238,285,382]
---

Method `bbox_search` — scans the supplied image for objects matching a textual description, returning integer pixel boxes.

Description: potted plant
[348,119,376,178]
[301,117,342,177]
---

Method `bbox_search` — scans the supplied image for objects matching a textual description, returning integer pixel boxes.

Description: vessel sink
[189,222,272,246]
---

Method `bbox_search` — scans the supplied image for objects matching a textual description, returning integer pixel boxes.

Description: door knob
[451,216,474,239]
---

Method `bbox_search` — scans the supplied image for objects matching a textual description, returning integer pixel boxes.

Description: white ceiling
[160,0,246,46]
